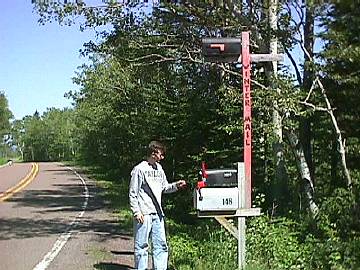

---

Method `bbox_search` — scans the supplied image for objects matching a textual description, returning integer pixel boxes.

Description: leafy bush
[247,215,306,270]
[302,234,360,270]
[0,157,7,165]
[167,219,237,270]
[193,229,237,270]
[303,186,360,269]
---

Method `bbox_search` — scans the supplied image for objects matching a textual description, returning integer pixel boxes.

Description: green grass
[0,157,8,165]
[87,246,112,263]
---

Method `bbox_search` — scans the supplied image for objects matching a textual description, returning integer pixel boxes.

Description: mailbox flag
[202,38,241,63]
[201,161,208,179]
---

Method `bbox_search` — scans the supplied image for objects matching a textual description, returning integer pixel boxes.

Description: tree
[11,119,25,160]
[0,91,13,158]
[319,1,359,188]
[42,108,76,160]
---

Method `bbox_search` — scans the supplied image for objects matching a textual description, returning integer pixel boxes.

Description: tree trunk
[268,0,288,208]
[300,3,315,184]
[285,129,319,217]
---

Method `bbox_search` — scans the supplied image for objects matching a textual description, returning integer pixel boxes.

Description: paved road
[0,162,32,195]
[0,162,134,270]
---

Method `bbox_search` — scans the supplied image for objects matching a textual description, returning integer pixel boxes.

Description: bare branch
[303,78,318,102]
[125,53,176,63]
[315,77,352,187]
[302,76,352,187]
[300,101,328,112]
[185,48,203,64]
[283,46,303,84]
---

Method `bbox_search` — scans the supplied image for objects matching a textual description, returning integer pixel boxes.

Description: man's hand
[135,213,144,224]
[176,180,187,189]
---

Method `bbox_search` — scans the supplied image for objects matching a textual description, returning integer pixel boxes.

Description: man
[129,140,186,270]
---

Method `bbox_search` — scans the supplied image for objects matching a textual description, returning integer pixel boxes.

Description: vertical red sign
[242,32,252,208]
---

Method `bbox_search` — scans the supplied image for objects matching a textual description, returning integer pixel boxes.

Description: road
[0,162,134,270]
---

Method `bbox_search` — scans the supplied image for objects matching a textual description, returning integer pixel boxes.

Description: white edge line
[32,166,89,270]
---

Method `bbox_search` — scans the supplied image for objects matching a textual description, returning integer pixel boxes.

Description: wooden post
[238,162,246,270]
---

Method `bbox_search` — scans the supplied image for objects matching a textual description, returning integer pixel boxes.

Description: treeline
[5,1,360,269]
[11,109,75,161]
[0,91,13,163]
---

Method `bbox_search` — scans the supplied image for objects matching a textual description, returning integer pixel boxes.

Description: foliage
[0,157,7,165]
[247,215,306,270]
[319,1,360,179]
[0,92,12,136]
[0,91,13,158]
[167,218,238,270]
[306,180,360,269]
[11,108,76,161]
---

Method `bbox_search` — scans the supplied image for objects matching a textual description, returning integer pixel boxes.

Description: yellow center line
[0,163,39,202]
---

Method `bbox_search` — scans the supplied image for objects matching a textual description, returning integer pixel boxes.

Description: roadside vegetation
[0,157,8,166]
[2,1,360,269]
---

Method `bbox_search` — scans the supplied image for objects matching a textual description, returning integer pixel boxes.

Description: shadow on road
[0,216,131,241]
[94,262,135,270]
[0,166,132,240]
[8,183,103,212]
[111,250,134,256]
[1,163,135,268]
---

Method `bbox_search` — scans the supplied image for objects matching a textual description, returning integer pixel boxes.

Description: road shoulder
[51,166,135,270]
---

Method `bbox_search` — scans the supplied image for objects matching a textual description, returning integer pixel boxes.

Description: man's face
[153,149,164,162]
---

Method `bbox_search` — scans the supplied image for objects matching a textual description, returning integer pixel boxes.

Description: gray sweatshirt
[129,160,178,217]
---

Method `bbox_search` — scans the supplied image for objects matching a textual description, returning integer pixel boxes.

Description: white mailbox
[194,162,245,213]
[194,187,239,211]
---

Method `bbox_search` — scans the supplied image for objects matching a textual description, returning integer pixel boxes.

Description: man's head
[147,140,166,161]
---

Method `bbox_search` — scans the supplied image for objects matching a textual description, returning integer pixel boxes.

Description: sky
[0,1,105,120]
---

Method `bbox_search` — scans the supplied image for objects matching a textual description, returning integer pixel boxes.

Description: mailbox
[194,187,239,211]
[202,38,241,63]
[194,162,241,212]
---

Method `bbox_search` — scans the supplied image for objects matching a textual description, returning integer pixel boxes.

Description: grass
[87,246,112,263]
[0,157,9,165]
[0,158,7,165]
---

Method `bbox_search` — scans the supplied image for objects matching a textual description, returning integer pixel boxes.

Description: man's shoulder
[156,162,164,171]
[132,160,148,171]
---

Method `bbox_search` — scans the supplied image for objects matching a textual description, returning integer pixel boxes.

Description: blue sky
[0,1,104,120]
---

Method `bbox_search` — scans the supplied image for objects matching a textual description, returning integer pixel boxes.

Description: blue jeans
[134,214,168,270]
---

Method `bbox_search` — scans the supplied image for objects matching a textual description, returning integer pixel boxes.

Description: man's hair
[147,140,166,156]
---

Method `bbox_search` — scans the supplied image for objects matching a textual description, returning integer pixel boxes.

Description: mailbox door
[205,169,238,187]
[194,187,239,211]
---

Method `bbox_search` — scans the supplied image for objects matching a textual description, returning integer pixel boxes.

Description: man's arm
[129,167,144,222]
[161,170,186,193]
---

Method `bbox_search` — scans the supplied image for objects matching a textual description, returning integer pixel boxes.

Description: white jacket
[129,160,178,217]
